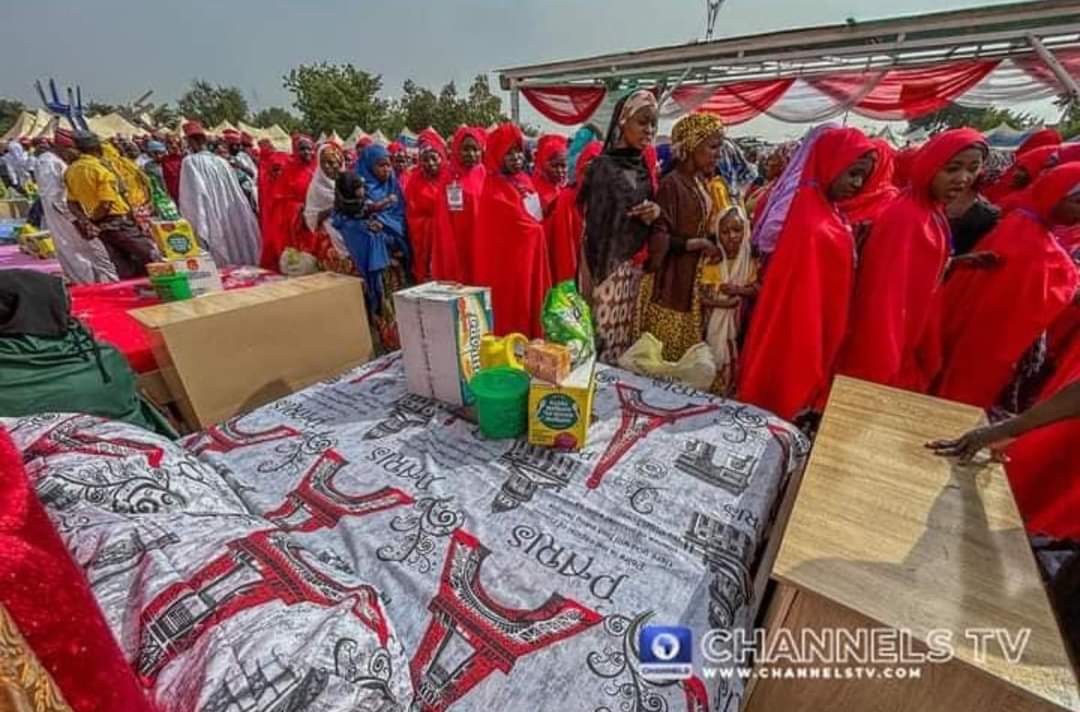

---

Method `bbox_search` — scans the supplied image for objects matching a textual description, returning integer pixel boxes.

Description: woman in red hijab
[161,134,184,201]
[548,141,603,284]
[983,129,1062,204]
[736,127,877,423]
[994,145,1061,213]
[839,138,900,239]
[838,128,987,392]
[472,123,552,338]
[934,162,1080,408]
[405,128,461,283]
[531,134,569,216]
[444,126,487,282]
[257,140,289,244]
[261,135,316,271]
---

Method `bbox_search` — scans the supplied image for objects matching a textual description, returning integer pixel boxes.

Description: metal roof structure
[498,1,1080,122]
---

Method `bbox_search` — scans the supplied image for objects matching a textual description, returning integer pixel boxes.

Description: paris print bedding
[4,354,808,712]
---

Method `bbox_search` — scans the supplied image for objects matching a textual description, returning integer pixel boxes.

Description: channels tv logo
[639,625,693,680]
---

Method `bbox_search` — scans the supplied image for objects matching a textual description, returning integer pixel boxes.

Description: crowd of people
[2,96,1079,541]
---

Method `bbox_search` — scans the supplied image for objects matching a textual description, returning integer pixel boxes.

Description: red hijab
[261,139,317,271]
[984,131,1063,203]
[737,127,877,421]
[839,128,987,392]
[548,140,603,284]
[406,128,460,282]
[839,138,900,227]
[935,162,1080,408]
[443,126,488,283]
[473,124,552,337]
[995,145,1061,214]
[531,134,568,215]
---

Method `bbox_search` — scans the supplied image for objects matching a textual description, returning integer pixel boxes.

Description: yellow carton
[528,356,595,451]
[150,219,201,260]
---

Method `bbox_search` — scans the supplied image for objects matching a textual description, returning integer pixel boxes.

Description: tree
[149,104,180,130]
[87,101,121,116]
[283,63,388,136]
[0,98,25,136]
[463,74,507,128]
[178,80,249,128]
[397,79,440,134]
[908,103,1037,134]
[251,106,302,133]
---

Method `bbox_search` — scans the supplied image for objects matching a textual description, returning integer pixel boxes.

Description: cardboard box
[523,340,572,384]
[131,272,373,429]
[147,254,223,296]
[528,356,596,451]
[394,282,493,407]
[150,219,201,260]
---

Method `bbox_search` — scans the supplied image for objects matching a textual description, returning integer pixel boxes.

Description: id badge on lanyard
[447,181,464,212]
[523,191,543,221]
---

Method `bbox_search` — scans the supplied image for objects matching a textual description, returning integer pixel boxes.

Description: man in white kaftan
[35,135,118,283]
[177,122,261,267]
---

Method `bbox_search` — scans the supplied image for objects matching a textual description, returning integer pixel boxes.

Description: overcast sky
[0,0,1040,139]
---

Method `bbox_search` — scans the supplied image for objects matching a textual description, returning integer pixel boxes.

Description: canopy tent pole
[510,83,521,126]
[1027,33,1080,105]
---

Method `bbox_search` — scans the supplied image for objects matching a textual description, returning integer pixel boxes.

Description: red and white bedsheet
[4,354,807,711]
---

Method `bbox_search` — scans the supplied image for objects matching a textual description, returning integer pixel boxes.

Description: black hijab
[578,92,657,285]
[0,270,70,337]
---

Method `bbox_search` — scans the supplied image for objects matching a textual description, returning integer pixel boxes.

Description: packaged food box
[146,254,223,296]
[528,355,595,451]
[150,219,201,260]
[394,282,493,407]
[523,340,572,384]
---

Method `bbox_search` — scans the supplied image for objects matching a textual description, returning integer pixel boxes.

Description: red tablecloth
[69,267,283,373]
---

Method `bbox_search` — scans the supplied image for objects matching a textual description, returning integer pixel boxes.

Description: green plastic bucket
[469,366,530,439]
[150,272,193,302]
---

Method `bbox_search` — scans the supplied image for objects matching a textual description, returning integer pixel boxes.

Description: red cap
[240,131,254,146]
[182,120,206,138]
[53,129,76,148]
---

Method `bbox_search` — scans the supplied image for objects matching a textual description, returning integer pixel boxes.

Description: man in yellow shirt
[64,132,157,278]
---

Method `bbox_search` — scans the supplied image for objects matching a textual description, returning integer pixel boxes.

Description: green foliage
[394,74,508,137]
[87,101,121,116]
[251,106,303,133]
[1053,100,1080,140]
[907,103,1037,133]
[177,80,249,128]
[283,63,388,137]
[149,104,180,129]
[0,98,25,136]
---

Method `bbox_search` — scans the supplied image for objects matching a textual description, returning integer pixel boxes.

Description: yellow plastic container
[528,356,596,451]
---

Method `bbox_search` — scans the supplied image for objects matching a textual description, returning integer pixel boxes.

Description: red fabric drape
[473,124,552,338]
[1004,338,1080,540]
[161,154,183,202]
[0,428,156,712]
[839,129,987,392]
[261,156,315,271]
[934,164,1080,408]
[737,127,877,421]
[520,87,607,125]
[809,60,999,120]
[547,141,603,284]
[674,79,795,126]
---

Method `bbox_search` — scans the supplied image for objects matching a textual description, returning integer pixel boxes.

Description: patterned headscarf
[617,90,659,132]
[671,113,725,160]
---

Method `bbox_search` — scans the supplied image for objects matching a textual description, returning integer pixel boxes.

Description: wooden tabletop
[774,376,1079,710]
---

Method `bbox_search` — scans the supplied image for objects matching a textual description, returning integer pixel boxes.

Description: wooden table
[745,377,1079,712]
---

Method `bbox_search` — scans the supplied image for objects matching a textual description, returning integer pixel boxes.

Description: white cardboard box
[394,282,493,407]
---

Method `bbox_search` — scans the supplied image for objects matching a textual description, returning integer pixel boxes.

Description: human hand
[627,200,661,225]
[925,425,1013,463]
[368,219,383,233]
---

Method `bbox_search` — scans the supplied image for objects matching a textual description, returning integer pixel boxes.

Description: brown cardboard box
[131,272,373,429]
